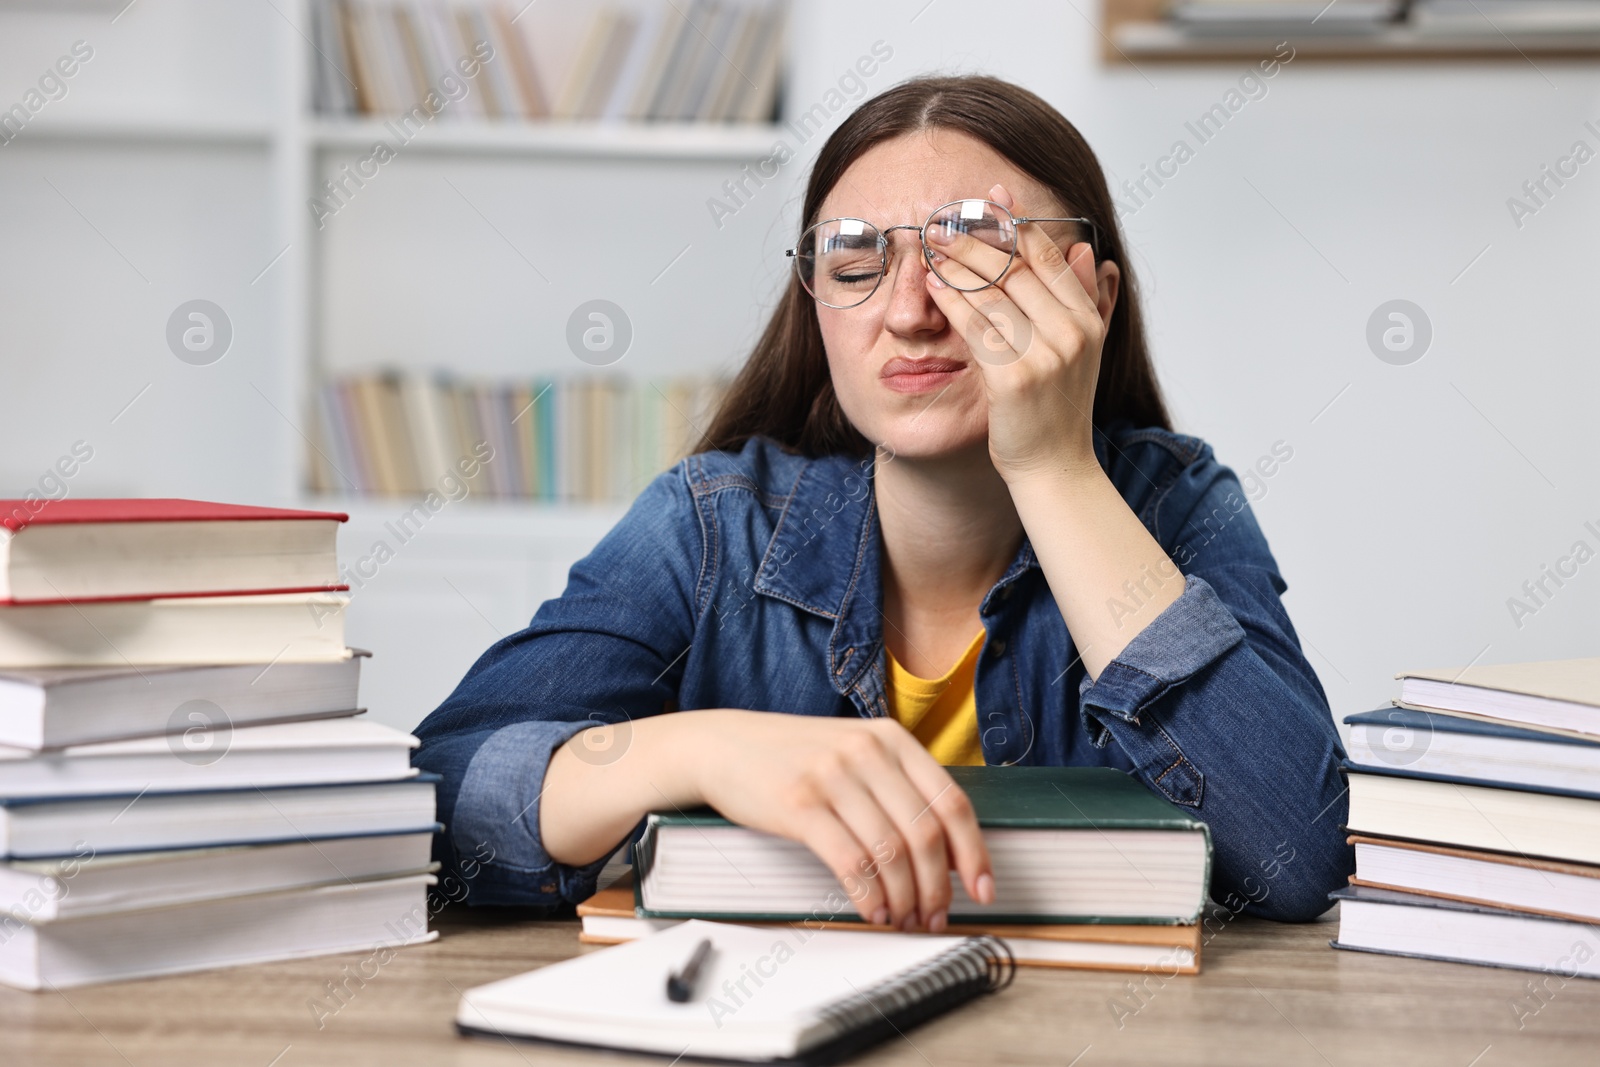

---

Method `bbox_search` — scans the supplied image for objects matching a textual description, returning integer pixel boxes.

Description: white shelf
[17,113,783,161]
[306,117,785,160]
[1113,22,1600,58]
[310,495,630,521]
[17,113,277,147]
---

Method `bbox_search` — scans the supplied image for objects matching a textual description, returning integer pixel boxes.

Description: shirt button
[1000,585,1014,600]
[991,639,1007,658]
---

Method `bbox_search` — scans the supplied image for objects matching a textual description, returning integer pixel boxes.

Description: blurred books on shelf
[310,371,731,502]
[309,0,788,124]
[1333,656,1600,980]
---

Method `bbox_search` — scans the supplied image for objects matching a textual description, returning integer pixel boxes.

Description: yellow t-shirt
[884,627,988,766]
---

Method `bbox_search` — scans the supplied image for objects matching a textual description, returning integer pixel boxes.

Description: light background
[0,0,1594,734]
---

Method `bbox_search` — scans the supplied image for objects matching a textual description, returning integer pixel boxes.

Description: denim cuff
[1078,573,1245,747]
[452,718,597,893]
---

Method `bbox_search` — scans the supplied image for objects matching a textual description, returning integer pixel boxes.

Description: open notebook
[455,918,1015,1064]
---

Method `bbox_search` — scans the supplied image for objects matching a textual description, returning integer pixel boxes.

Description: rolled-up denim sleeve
[1078,460,1353,923]
[412,464,705,909]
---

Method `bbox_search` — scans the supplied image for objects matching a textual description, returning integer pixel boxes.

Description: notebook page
[457,918,971,1059]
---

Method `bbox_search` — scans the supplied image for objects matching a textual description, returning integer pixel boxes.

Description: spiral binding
[808,935,1016,1051]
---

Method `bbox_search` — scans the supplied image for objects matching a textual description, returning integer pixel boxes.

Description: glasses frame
[784,198,1100,310]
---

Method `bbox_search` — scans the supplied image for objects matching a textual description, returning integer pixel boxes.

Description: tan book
[337,0,378,115]
[734,1,785,123]
[703,5,762,122]
[491,3,550,118]
[391,6,434,111]
[350,376,399,495]
[577,875,1201,974]
[1397,657,1600,736]
[553,9,617,120]
[1348,834,1600,926]
[576,10,639,119]
[377,373,422,493]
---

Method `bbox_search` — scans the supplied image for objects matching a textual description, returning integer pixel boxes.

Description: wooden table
[5,903,1597,1066]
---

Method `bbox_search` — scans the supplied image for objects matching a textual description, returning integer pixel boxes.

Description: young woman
[413,74,1352,929]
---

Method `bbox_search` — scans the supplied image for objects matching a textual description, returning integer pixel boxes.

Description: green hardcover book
[634,766,1213,925]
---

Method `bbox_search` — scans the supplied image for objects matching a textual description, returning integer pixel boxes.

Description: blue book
[1344,706,1600,797]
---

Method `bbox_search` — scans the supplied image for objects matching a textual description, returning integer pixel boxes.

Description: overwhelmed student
[413,73,1353,929]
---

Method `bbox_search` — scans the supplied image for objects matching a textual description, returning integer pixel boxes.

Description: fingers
[838,731,961,930]
[810,752,921,927]
[882,729,994,910]
[790,804,893,925]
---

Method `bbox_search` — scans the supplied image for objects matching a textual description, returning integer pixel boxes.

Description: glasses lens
[794,219,883,308]
[925,200,1016,290]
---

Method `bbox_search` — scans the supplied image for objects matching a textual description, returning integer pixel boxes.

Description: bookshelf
[0,0,790,728]
[1102,0,1600,62]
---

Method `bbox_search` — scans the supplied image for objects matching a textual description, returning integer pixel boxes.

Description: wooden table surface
[5,902,1597,1066]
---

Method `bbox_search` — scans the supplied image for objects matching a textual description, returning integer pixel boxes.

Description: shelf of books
[1104,0,1600,61]
[309,371,733,506]
[308,0,788,131]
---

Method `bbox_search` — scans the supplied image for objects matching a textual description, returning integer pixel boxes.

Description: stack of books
[577,766,1211,974]
[309,0,787,124]
[312,371,730,501]
[0,498,440,989]
[1333,657,1600,978]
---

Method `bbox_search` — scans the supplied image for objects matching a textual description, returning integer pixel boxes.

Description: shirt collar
[752,428,1116,610]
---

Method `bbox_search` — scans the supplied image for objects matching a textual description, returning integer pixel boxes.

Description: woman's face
[813,128,1085,461]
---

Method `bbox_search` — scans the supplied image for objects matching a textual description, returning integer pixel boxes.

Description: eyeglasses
[785,198,1099,310]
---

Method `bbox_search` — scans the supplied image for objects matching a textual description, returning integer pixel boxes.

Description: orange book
[576,875,1200,975]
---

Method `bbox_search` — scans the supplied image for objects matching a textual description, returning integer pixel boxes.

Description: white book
[456,918,1012,1061]
[1332,885,1600,980]
[0,872,438,990]
[0,718,417,798]
[640,822,1209,922]
[1351,835,1600,924]
[0,776,436,859]
[1346,770,1600,866]
[0,592,349,668]
[0,503,341,603]
[1398,657,1600,737]
[0,830,436,920]
[0,653,365,750]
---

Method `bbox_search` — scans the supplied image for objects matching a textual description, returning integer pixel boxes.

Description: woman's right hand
[688,709,994,933]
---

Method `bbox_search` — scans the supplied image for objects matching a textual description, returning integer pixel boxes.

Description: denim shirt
[412,422,1354,922]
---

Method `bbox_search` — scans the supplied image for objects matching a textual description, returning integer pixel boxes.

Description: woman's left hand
[922,182,1119,484]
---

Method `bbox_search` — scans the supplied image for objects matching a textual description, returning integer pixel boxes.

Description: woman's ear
[1094,259,1121,329]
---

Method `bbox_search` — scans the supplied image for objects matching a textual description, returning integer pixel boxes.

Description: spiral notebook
[455,918,1014,1065]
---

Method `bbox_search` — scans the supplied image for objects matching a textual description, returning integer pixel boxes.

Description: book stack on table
[1333,657,1600,978]
[578,765,1214,974]
[0,499,439,990]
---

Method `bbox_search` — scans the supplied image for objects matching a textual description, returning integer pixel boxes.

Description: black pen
[666,937,713,1003]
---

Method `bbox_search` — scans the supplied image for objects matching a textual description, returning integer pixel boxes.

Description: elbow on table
[1238,839,1353,923]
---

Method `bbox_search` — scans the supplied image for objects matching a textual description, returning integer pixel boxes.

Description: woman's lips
[881,358,966,394]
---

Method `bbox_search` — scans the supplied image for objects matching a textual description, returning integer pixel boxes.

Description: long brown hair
[695,73,1171,458]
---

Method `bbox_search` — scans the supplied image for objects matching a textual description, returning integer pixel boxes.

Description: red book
[0,498,347,604]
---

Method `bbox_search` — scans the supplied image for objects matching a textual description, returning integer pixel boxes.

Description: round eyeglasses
[785,198,1099,310]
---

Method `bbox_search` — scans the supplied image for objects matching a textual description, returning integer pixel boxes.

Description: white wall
[787,2,1600,723]
[2,0,1595,732]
